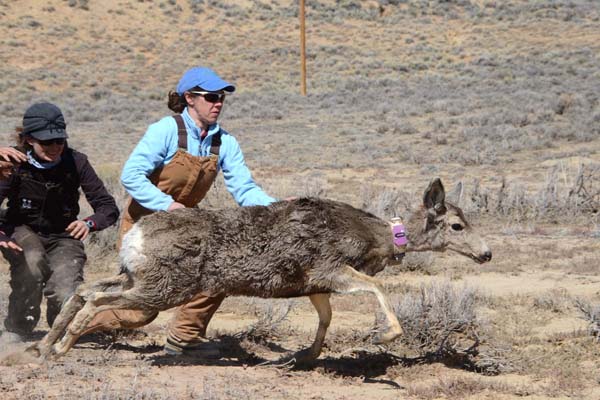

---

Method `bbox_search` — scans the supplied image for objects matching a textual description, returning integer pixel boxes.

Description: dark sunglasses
[38,138,66,146]
[189,91,227,103]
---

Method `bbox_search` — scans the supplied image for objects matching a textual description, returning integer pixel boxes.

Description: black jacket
[0,148,119,235]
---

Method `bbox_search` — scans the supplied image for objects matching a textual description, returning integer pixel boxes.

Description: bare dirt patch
[1,0,599,399]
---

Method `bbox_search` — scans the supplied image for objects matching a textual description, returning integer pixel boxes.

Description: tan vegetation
[0,0,599,399]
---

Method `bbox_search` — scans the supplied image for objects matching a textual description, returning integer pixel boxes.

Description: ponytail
[168,91,187,113]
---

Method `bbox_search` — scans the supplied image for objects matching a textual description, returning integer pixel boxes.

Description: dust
[0,336,41,366]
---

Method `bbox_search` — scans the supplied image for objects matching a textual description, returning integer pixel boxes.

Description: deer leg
[30,293,86,358]
[293,293,332,363]
[30,274,131,358]
[334,265,403,344]
[53,289,145,357]
[308,293,332,357]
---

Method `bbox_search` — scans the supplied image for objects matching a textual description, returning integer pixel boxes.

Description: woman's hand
[0,147,27,164]
[0,162,14,180]
[0,147,26,180]
[66,220,90,241]
[0,232,22,252]
[167,202,186,211]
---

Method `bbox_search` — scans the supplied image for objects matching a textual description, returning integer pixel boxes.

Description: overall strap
[173,114,221,156]
[172,114,187,150]
[210,133,221,156]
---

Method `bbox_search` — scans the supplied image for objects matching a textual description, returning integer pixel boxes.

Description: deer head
[405,178,492,264]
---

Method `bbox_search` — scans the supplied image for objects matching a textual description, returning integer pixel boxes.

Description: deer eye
[451,223,464,231]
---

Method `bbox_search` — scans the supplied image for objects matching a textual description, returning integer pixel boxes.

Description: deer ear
[423,178,446,214]
[445,181,463,206]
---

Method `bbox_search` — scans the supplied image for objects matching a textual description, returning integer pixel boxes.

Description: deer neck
[403,206,437,252]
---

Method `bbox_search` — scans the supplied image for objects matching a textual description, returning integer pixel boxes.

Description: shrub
[575,298,600,341]
[392,282,481,356]
[235,298,295,344]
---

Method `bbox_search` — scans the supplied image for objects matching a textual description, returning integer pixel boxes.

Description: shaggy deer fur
[33,178,491,361]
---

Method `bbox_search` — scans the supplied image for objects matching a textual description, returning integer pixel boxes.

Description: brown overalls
[83,115,226,343]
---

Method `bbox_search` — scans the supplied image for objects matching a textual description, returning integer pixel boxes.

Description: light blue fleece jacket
[121,108,276,211]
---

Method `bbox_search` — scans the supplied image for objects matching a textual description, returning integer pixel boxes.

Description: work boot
[164,335,221,358]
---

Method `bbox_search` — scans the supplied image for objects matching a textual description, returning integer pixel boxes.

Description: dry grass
[0,0,599,399]
[406,375,523,400]
[576,298,600,341]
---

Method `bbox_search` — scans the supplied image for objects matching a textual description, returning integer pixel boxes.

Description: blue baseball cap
[176,67,236,95]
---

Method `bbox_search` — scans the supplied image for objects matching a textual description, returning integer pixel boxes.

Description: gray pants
[1,225,86,335]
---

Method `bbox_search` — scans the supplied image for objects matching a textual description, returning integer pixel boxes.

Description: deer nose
[482,251,492,262]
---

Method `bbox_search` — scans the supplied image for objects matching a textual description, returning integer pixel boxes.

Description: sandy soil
[0,1,599,399]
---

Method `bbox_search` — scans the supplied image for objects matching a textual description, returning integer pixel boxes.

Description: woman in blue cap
[85,67,277,356]
[0,102,119,341]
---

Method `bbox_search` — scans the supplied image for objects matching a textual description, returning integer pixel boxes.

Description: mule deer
[32,178,491,362]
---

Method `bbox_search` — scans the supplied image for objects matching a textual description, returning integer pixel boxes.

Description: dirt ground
[0,226,598,399]
[0,1,599,399]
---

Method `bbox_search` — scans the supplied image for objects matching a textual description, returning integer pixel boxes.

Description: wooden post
[299,0,307,96]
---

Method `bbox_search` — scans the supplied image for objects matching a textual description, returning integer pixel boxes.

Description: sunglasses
[38,138,66,146]
[188,91,227,103]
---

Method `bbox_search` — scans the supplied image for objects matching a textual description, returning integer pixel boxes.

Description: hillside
[0,1,599,399]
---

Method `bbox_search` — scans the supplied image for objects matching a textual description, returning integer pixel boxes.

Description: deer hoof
[50,344,66,359]
[373,327,403,344]
[273,348,318,367]
[292,348,319,364]
[24,343,42,358]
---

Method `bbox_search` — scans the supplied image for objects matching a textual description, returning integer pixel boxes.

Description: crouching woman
[0,102,119,339]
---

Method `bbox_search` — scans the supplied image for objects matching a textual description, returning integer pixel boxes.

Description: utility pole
[299,0,307,95]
